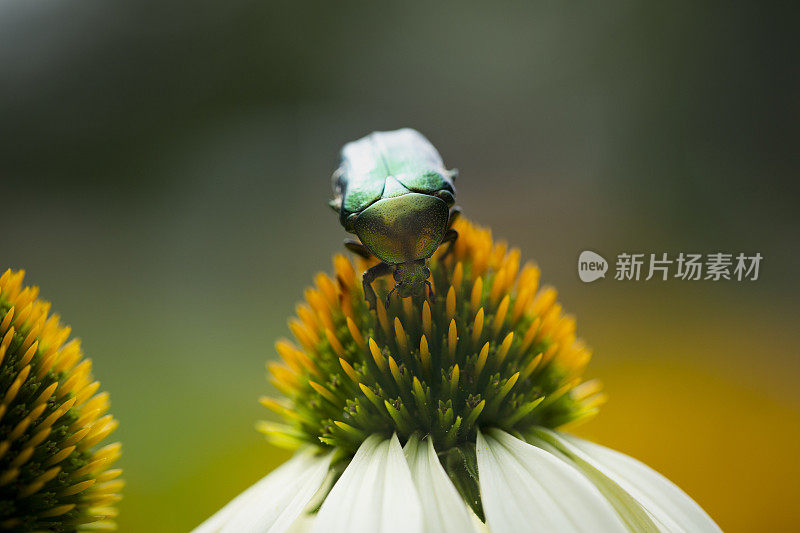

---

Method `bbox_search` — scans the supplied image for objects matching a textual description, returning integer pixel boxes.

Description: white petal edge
[313,433,423,533]
[533,429,721,533]
[403,434,478,533]
[476,429,628,533]
[192,447,332,533]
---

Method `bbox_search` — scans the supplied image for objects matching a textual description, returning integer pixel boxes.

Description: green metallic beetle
[329,128,460,310]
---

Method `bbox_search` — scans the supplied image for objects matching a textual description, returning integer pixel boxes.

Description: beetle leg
[344,238,372,259]
[362,262,393,311]
[425,280,436,302]
[385,283,400,309]
[447,206,462,229]
[438,228,459,261]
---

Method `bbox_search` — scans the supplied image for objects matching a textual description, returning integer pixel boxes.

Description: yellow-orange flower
[259,219,602,512]
[0,270,122,531]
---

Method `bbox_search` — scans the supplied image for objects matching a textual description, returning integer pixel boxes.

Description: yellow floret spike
[345,316,365,349]
[471,308,484,345]
[324,328,345,359]
[339,358,359,384]
[491,294,510,337]
[393,317,408,356]
[448,319,458,361]
[419,335,431,374]
[446,286,456,322]
[375,300,391,337]
[452,261,464,292]
[367,337,386,373]
[470,276,483,311]
[496,331,514,367]
[422,300,432,339]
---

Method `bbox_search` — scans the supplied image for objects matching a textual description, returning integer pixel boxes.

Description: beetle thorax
[352,193,450,265]
[393,260,430,297]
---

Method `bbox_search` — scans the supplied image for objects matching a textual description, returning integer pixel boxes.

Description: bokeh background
[2,2,798,531]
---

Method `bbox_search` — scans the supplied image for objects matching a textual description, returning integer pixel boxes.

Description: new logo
[578,251,608,282]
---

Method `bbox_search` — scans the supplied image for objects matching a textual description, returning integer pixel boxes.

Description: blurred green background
[2,2,798,531]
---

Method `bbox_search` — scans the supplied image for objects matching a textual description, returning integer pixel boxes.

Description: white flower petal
[535,429,720,533]
[314,433,423,533]
[285,513,315,533]
[529,432,659,532]
[476,429,628,533]
[192,448,332,533]
[470,510,491,533]
[403,434,477,533]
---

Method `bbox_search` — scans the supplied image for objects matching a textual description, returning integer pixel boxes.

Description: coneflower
[194,219,719,533]
[0,270,122,532]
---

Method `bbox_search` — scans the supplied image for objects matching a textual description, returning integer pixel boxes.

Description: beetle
[329,128,460,310]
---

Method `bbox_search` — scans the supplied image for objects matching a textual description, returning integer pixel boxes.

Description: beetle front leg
[425,280,436,303]
[385,284,400,309]
[344,238,372,259]
[447,206,462,229]
[362,262,393,311]
[439,228,459,261]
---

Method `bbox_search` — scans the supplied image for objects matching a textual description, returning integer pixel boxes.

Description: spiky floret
[0,270,122,532]
[261,219,604,514]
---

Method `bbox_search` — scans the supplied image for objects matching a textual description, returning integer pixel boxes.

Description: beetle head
[390,260,431,300]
